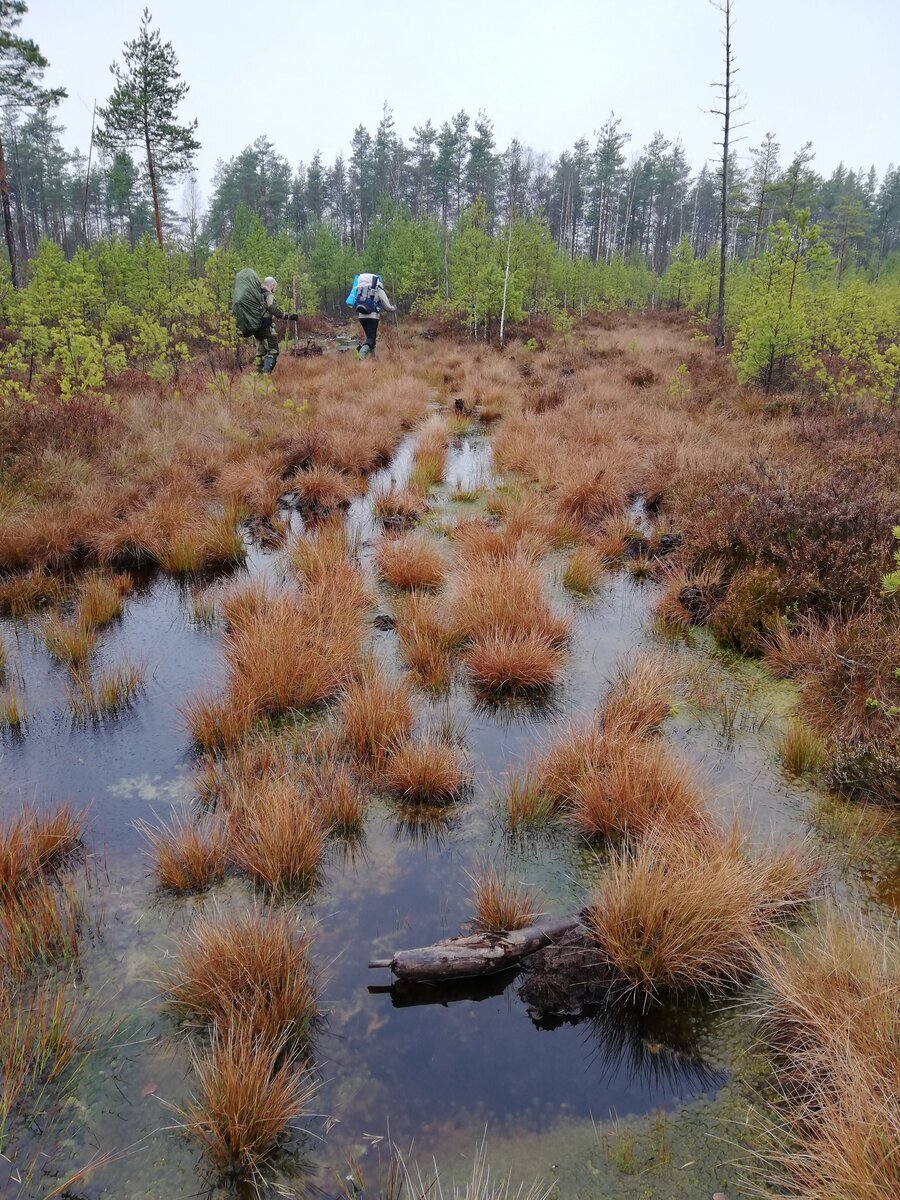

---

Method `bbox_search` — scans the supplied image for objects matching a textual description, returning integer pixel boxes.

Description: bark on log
[369,916,581,982]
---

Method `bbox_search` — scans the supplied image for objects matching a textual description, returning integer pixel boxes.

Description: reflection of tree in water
[518,934,731,1095]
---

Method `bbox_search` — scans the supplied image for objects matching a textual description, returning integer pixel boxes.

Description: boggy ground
[0,314,898,1198]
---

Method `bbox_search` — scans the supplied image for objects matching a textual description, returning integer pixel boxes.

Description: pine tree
[0,0,65,286]
[96,8,198,248]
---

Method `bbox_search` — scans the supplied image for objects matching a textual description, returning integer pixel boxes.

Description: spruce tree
[0,0,65,286]
[97,8,198,248]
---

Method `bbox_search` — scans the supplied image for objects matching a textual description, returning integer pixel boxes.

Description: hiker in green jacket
[253,277,297,374]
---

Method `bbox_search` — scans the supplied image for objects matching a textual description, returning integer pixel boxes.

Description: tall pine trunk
[0,132,19,287]
[144,118,164,248]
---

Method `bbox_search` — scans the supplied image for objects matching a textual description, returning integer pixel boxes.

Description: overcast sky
[26,0,900,202]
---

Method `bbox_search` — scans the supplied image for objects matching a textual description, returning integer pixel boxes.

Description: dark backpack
[231,268,267,336]
[354,274,382,315]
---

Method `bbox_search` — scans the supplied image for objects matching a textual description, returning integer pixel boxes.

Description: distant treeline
[3,104,900,281]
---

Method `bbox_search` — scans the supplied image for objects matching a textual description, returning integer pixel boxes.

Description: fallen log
[369,915,581,982]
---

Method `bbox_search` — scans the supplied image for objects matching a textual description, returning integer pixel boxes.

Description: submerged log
[369,916,581,982]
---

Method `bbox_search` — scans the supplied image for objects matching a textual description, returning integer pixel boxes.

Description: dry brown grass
[180,1026,317,1181]
[754,916,900,1200]
[313,761,368,834]
[164,907,317,1046]
[601,653,679,739]
[470,864,538,932]
[465,629,565,696]
[0,568,66,618]
[289,519,360,584]
[231,780,325,893]
[552,464,628,531]
[136,813,226,892]
[410,415,449,489]
[337,664,415,766]
[383,737,467,802]
[778,717,827,776]
[0,874,85,978]
[585,828,801,995]
[376,532,447,590]
[0,805,85,898]
[568,736,711,843]
[392,591,458,691]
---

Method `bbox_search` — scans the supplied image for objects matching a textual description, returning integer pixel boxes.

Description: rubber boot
[357,343,371,359]
[261,352,277,374]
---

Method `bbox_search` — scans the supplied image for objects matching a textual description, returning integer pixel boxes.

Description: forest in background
[0,7,898,402]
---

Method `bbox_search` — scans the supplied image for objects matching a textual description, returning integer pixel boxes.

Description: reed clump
[337,663,414,767]
[136,813,226,893]
[164,907,318,1047]
[470,864,538,932]
[376,532,447,590]
[383,737,467,803]
[503,769,559,832]
[0,686,25,731]
[180,1027,317,1182]
[585,828,811,995]
[43,614,98,669]
[372,485,426,529]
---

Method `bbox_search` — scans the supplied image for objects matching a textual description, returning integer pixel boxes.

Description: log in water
[369,916,582,981]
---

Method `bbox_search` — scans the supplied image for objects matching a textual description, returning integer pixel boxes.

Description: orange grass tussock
[585,827,808,995]
[164,906,317,1047]
[0,804,85,898]
[383,737,467,803]
[392,591,458,692]
[376,532,447,590]
[180,1027,317,1181]
[470,864,538,932]
[337,664,414,765]
[136,813,226,893]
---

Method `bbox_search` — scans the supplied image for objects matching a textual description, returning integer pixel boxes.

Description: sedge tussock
[0,875,86,979]
[337,664,414,766]
[503,769,560,832]
[179,1026,317,1180]
[164,907,318,1046]
[447,553,570,646]
[136,813,226,893]
[289,518,360,583]
[585,828,798,995]
[290,464,356,516]
[372,485,426,530]
[553,465,628,531]
[376,532,447,590]
[313,762,368,835]
[753,916,900,1200]
[0,568,66,618]
[392,591,458,692]
[0,804,85,898]
[470,864,538,933]
[231,780,325,893]
[0,686,25,731]
[183,691,250,754]
[43,613,97,668]
[383,737,467,803]
[464,629,564,696]
[77,571,132,628]
[777,716,827,776]
[568,735,711,843]
[601,653,679,739]
[68,660,145,721]
[562,544,608,593]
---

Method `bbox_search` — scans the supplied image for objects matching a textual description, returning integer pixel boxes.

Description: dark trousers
[358,315,379,355]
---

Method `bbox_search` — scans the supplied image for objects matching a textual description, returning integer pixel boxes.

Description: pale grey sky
[26,0,900,199]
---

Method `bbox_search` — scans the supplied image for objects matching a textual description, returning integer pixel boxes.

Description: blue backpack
[346,273,382,315]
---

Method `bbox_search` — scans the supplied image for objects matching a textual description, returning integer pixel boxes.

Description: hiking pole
[392,306,403,358]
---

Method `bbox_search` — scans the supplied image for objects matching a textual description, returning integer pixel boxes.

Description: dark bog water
[0,430,889,1198]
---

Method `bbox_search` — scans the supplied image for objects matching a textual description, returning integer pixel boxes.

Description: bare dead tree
[708,0,746,348]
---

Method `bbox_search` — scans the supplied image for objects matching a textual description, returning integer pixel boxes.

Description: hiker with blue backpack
[345,272,395,358]
[230,269,299,374]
